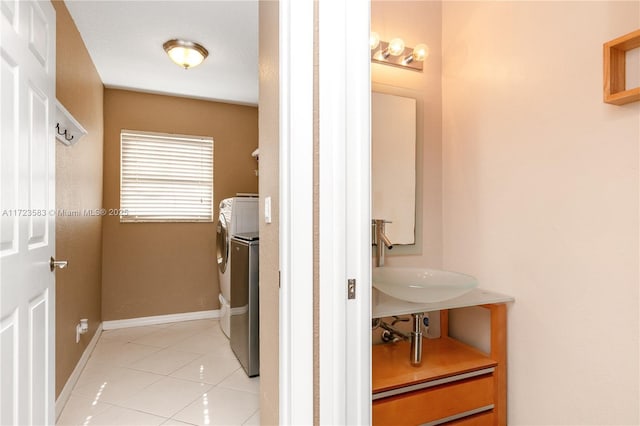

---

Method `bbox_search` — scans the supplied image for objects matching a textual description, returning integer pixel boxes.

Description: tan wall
[52,0,104,397]
[258,1,279,424]
[371,1,443,268]
[102,89,258,320]
[442,1,639,424]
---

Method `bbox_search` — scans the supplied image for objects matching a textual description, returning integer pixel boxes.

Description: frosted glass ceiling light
[163,39,209,69]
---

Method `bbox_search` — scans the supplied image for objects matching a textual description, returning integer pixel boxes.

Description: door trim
[318,0,371,423]
[278,0,314,423]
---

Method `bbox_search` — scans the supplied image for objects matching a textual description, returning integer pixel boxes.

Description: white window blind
[120,130,214,222]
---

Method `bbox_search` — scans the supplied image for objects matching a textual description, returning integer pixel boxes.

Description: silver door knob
[50,257,68,272]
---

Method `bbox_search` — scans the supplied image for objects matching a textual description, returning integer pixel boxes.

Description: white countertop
[372,288,514,318]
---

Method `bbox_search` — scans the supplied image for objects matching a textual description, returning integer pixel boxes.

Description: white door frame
[278,0,314,424]
[278,0,371,423]
[318,0,371,424]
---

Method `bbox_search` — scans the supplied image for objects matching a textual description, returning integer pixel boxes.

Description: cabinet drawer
[372,374,494,426]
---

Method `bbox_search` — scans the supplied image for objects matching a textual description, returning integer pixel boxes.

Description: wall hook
[56,123,65,136]
[55,100,87,146]
[56,123,75,142]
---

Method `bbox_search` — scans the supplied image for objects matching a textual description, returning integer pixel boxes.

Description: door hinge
[347,279,356,299]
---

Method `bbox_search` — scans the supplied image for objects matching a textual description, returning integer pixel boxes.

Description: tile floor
[57,319,260,426]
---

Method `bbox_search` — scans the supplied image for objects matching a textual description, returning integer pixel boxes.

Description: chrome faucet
[373,219,393,267]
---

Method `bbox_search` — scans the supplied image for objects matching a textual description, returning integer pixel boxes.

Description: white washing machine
[216,195,259,338]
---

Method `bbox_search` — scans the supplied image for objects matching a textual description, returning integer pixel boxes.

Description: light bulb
[387,38,405,56]
[370,32,380,50]
[412,43,429,61]
[163,39,208,69]
[168,47,205,69]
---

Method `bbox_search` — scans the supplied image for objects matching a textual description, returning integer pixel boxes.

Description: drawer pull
[420,404,494,426]
[373,367,495,400]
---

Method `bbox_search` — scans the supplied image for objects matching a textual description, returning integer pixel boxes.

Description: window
[120,130,213,222]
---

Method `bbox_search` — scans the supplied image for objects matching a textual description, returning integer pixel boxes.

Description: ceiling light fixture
[163,39,209,69]
[370,32,428,71]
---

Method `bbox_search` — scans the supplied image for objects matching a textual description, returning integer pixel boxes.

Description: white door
[317,0,371,424]
[279,0,371,423]
[1,0,56,425]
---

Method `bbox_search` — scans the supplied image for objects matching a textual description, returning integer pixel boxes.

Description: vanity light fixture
[386,38,406,57]
[163,39,209,69]
[404,43,429,64]
[370,32,428,71]
[370,32,380,50]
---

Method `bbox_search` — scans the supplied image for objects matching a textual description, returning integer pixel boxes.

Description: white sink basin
[372,267,478,303]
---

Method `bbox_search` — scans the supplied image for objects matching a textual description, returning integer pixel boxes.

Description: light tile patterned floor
[57,319,260,426]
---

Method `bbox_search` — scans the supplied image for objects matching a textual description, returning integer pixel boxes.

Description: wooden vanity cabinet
[372,303,507,426]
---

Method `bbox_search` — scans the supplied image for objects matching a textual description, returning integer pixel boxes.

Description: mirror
[372,91,417,246]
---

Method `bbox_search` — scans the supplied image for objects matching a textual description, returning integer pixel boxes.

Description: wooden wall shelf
[603,29,640,106]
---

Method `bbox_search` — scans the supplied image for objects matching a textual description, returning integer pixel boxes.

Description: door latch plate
[347,279,356,299]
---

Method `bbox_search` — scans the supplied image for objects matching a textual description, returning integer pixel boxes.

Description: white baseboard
[102,309,220,330]
[55,323,103,420]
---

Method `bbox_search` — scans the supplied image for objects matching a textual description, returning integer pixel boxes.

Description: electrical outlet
[76,318,89,343]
